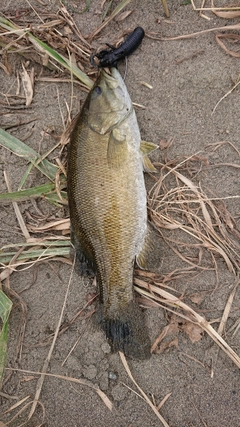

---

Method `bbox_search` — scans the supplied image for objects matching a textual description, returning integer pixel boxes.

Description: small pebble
[108,371,117,380]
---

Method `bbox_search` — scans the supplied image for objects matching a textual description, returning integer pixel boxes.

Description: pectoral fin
[140,141,158,155]
[140,141,158,173]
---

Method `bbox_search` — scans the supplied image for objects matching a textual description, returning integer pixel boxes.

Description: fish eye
[94,86,102,95]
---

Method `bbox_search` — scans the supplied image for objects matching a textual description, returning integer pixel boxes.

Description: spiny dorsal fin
[140,141,158,155]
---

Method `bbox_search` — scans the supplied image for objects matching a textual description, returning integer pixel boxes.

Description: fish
[67,67,157,359]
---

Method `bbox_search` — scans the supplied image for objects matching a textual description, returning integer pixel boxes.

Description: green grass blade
[0,15,21,31]
[45,190,68,206]
[102,0,114,21]
[0,128,57,181]
[0,183,60,203]
[0,290,12,388]
[1,240,70,251]
[0,290,12,325]
[0,238,71,254]
[29,34,93,89]
[84,0,92,12]
[18,162,35,190]
[0,245,71,264]
[0,16,93,89]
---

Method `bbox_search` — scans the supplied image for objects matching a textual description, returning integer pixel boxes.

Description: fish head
[87,68,132,135]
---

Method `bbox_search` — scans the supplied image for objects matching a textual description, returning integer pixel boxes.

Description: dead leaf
[189,291,207,305]
[212,10,240,19]
[159,138,173,150]
[21,64,34,107]
[0,59,11,76]
[63,25,73,35]
[30,66,34,87]
[216,34,240,58]
[181,321,203,343]
[151,314,179,353]
[154,337,178,354]
[27,218,70,233]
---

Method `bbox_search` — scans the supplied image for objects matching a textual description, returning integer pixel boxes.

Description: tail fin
[101,301,151,360]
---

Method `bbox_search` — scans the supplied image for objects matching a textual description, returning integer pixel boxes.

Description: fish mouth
[101,68,119,89]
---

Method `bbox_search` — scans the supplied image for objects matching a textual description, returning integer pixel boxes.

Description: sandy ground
[0,1,240,426]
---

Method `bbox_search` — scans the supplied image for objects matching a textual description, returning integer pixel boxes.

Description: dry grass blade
[212,76,240,113]
[21,64,34,107]
[0,243,71,277]
[134,279,240,369]
[172,170,237,272]
[0,16,93,89]
[28,257,75,420]
[4,399,45,426]
[205,140,240,157]
[161,0,170,18]
[212,10,240,18]
[89,0,132,39]
[157,392,172,411]
[6,368,113,412]
[119,351,170,426]
[191,1,240,13]
[210,1,240,18]
[27,218,70,233]
[148,154,240,276]
[59,6,91,49]
[215,34,240,58]
[217,279,240,336]
[3,171,30,241]
[160,23,240,41]
[2,395,30,414]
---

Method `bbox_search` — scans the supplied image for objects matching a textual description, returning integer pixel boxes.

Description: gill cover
[87,69,132,135]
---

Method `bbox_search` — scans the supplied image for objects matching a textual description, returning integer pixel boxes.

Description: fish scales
[67,68,151,359]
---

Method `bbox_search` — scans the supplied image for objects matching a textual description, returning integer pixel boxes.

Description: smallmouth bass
[67,67,156,359]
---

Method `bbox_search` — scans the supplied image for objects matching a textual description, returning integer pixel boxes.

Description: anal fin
[142,155,157,173]
[140,141,158,173]
[136,224,161,270]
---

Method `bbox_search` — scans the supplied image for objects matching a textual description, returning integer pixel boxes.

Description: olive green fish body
[68,68,150,359]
